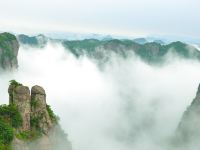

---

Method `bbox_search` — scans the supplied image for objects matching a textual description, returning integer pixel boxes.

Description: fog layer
[1,43,200,150]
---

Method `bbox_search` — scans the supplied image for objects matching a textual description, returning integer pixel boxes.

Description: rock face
[176,84,200,147]
[8,81,72,150]
[8,84,31,131]
[31,85,52,134]
[0,32,19,70]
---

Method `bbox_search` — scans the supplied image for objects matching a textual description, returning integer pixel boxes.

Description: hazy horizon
[1,0,200,149]
[1,0,200,42]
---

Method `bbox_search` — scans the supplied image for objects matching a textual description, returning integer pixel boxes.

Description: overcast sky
[0,0,199,39]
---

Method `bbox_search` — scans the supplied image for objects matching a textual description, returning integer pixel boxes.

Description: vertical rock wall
[31,85,53,134]
[175,84,200,148]
[8,84,53,133]
[8,83,72,150]
[8,84,31,131]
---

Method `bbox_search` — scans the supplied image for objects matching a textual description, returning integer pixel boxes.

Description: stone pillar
[31,85,52,134]
[8,85,31,131]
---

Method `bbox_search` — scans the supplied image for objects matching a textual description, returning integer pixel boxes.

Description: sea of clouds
[1,42,200,150]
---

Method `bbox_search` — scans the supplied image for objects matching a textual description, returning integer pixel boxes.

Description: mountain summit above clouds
[16,33,200,64]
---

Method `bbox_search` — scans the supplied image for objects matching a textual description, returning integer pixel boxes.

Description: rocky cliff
[0,80,72,150]
[175,84,200,148]
[0,32,19,70]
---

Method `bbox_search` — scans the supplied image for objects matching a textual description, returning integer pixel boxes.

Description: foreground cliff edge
[0,80,72,150]
[173,83,200,149]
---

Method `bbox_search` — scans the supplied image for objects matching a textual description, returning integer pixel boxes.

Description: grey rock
[8,84,31,131]
[31,85,46,95]
[31,85,53,134]
[175,84,200,147]
[8,83,72,150]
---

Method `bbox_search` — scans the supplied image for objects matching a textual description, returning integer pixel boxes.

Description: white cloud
[1,43,200,149]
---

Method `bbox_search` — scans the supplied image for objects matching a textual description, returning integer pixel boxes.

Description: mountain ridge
[16,34,200,64]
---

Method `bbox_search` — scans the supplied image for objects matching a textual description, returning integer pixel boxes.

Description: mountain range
[17,34,200,64]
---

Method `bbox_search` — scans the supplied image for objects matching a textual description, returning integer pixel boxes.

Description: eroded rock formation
[7,81,72,150]
[31,85,53,134]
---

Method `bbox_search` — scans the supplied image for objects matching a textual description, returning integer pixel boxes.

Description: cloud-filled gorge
[1,42,200,150]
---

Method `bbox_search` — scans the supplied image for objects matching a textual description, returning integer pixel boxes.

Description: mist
[1,42,200,150]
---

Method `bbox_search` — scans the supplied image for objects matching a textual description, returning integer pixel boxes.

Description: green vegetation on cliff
[0,32,19,70]
[62,39,200,64]
[0,104,22,128]
[0,33,17,59]
[0,119,13,144]
[17,33,200,64]
[9,80,22,88]
[0,33,16,43]
[0,80,60,150]
[15,130,41,141]
[46,104,59,123]
[0,104,22,150]
[0,103,45,149]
